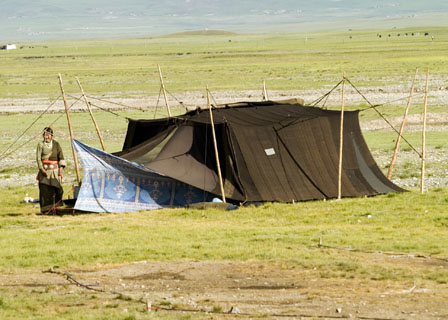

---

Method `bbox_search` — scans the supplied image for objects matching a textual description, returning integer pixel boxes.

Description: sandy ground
[1,257,447,319]
[1,84,448,113]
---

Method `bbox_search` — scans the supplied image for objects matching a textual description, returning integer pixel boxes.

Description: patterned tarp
[73,140,213,213]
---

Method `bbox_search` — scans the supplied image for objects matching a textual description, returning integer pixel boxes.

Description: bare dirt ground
[1,256,447,319]
[1,84,448,113]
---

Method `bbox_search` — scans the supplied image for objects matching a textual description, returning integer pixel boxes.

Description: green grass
[0,188,447,279]
[363,130,448,151]
[1,26,448,98]
[0,289,147,320]
[0,28,447,319]
[0,186,447,320]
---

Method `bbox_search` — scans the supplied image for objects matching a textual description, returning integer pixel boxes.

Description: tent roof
[117,100,405,203]
[181,100,331,126]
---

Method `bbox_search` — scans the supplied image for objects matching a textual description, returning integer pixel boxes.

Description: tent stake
[58,74,81,185]
[157,64,172,117]
[387,68,418,179]
[337,73,346,200]
[76,77,107,152]
[207,86,226,203]
[421,69,429,194]
[262,80,269,101]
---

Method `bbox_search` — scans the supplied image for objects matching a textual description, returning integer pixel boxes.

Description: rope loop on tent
[345,78,422,157]
[88,102,125,118]
[64,93,128,118]
[0,96,80,161]
[0,94,62,160]
[153,85,163,119]
[206,88,219,107]
[309,77,422,158]
[359,92,425,111]
[84,95,147,111]
[310,79,344,107]
[321,92,331,109]
[165,87,188,111]
[64,94,84,108]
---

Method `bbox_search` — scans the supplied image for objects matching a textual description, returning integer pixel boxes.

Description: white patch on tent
[264,148,276,156]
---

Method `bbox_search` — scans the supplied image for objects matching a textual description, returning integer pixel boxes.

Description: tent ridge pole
[76,77,107,152]
[58,74,81,185]
[207,86,226,203]
[387,68,418,179]
[262,80,269,101]
[337,73,346,200]
[421,69,429,193]
[158,64,172,117]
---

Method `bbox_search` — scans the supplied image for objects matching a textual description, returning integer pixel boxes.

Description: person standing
[36,127,66,213]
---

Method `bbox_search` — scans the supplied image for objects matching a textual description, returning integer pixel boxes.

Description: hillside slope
[1,0,448,41]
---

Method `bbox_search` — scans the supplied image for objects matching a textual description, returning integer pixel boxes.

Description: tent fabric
[117,101,405,203]
[73,140,214,212]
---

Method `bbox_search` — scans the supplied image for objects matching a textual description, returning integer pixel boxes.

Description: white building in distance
[1,44,17,50]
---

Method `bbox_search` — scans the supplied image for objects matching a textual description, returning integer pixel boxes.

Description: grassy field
[0,186,447,318]
[0,28,448,319]
[1,187,447,274]
[1,27,448,98]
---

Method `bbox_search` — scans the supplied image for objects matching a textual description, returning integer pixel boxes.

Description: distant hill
[163,30,237,37]
[1,0,448,42]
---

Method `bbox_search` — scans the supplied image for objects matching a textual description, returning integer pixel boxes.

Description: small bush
[212,305,223,313]
[0,297,6,308]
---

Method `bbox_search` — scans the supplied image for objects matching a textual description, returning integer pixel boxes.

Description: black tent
[115,100,404,203]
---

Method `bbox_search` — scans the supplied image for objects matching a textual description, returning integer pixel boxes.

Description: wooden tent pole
[75,77,107,152]
[387,68,418,179]
[262,80,269,101]
[207,87,219,106]
[337,73,346,200]
[58,74,81,184]
[157,64,172,117]
[207,86,226,203]
[421,69,429,194]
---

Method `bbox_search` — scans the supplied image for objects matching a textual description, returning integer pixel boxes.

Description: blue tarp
[73,140,214,213]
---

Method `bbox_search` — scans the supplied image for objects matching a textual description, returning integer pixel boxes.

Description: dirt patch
[1,258,446,318]
[1,85,448,114]
[361,113,448,131]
